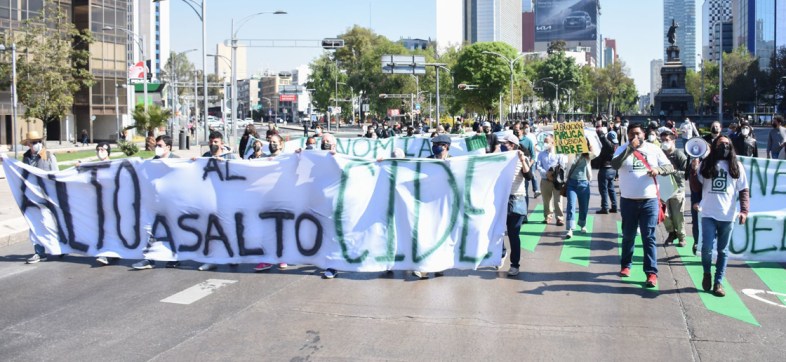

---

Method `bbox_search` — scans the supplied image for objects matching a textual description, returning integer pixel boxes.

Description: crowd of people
[11,114,763,295]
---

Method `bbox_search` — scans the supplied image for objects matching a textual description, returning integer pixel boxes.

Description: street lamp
[170,49,197,136]
[542,79,573,119]
[230,10,286,144]
[103,26,149,112]
[0,43,17,158]
[115,83,127,140]
[154,0,208,145]
[483,51,530,121]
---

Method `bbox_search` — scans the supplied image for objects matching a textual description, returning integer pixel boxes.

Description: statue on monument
[667,19,678,46]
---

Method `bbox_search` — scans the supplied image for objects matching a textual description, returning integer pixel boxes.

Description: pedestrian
[732,120,758,157]
[618,118,629,144]
[611,123,674,288]
[537,135,567,226]
[704,121,722,145]
[312,133,342,279]
[659,129,688,247]
[595,124,618,214]
[80,129,88,146]
[18,131,58,264]
[564,139,595,239]
[519,122,541,198]
[679,117,699,148]
[482,121,500,153]
[689,135,749,297]
[84,142,121,266]
[767,115,786,159]
[132,136,182,270]
[196,131,237,272]
[239,124,259,159]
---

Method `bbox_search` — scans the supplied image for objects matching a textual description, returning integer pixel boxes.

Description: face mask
[544,143,553,151]
[647,134,656,142]
[305,145,314,150]
[32,143,42,153]
[321,143,331,151]
[600,127,607,134]
[432,145,445,156]
[711,127,720,135]
[155,147,165,157]
[501,145,509,152]
[269,143,279,154]
[660,141,674,151]
[210,144,220,154]
[253,144,261,152]
[718,144,731,158]
[97,150,108,160]
[741,128,750,136]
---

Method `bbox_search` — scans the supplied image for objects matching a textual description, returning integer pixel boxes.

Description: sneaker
[323,268,337,279]
[713,283,726,297]
[664,232,677,246]
[565,230,573,239]
[533,191,541,198]
[544,215,552,224]
[507,267,520,276]
[132,260,154,270]
[96,256,109,265]
[26,254,46,264]
[278,263,288,270]
[619,267,631,277]
[580,226,587,233]
[596,209,609,214]
[556,220,565,226]
[609,208,618,213]
[412,271,426,279]
[645,273,658,288]
[254,263,273,271]
[677,238,686,247]
[198,263,216,271]
[702,273,712,291]
[165,261,181,268]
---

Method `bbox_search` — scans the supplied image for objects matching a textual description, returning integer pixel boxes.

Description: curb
[0,227,29,249]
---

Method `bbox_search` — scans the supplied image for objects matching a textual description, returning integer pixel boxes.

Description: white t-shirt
[697,160,748,222]
[680,121,697,139]
[614,142,672,199]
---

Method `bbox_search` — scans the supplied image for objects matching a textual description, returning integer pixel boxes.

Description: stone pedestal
[654,45,694,119]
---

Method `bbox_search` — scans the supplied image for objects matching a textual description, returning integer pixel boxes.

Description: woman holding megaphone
[689,135,750,297]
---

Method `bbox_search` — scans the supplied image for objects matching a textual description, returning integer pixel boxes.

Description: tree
[453,42,520,118]
[132,104,171,134]
[2,3,93,140]
[162,51,195,98]
[535,50,583,113]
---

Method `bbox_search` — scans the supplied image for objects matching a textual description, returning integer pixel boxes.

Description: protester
[305,137,317,150]
[704,121,722,145]
[767,115,786,159]
[611,123,674,288]
[132,136,182,270]
[315,133,341,279]
[659,129,688,247]
[247,139,265,159]
[239,124,259,159]
[732,121,758,157]
[196,131,236,272]
[86,143,120,266]
[412,134,452,280]
[564,139,595,239]
[690,135,749,297]
[595,125,618,214]
[501,133,532,274]
[519,122,541,198]
[81,129,89,146]
[537,135,567,226]
[679,117,699,147]
[18,131,58,264]
[482,121,500,153]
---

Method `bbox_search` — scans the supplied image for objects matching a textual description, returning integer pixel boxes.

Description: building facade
[603,38,617,67]
[650,59,664,106]
[732,0,786,70]
[664,0,697,70]
[703,0,732,62]
[521,10,534,52]
[215,43,247,80]
[464,0,522,52]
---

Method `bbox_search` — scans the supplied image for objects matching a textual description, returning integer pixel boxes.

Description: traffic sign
[322,38,345,49]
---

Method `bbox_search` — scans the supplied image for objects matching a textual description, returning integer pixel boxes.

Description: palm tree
[132,104,172,134]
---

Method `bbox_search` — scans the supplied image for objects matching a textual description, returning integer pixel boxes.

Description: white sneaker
[533,191,541,198]
[565,230,573,239]
[580,226,587,233]
[278,263,288,269]
[507,267,520,276]
[96,256,109,265]
[132,260,154,270]
[323,268,337,279]
[412,271,425,279]
[198,263,216,271]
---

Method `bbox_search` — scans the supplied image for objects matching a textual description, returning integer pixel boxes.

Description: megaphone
[684,137,710,159]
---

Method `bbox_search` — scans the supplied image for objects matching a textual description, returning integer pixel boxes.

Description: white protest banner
[725,156,786,262]
[2,152,517,271]
[251,136,488,159]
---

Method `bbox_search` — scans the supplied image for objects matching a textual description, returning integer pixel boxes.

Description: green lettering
[333,161,376,263]
[771,161,786,195]
[336,138,350,155]
[752,215,777,254]
[731,217,750,254]
[459,154,508,263]
[377,160,405,262]
[403,137,416,157]
[351,138,372,158]
[373,138,395,159]
[418,138,432,158]
[412,161,460,262]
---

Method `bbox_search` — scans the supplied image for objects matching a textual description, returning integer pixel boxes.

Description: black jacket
[595,133,615,168]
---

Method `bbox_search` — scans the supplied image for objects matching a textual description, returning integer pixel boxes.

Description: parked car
[563,11,592,30]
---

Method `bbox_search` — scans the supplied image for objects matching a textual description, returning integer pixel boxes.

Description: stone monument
[654,19,695,118]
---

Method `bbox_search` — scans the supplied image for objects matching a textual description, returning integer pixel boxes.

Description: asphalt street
[0,125,784,360]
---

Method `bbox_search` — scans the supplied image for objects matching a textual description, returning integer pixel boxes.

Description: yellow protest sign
[553,122,587,154]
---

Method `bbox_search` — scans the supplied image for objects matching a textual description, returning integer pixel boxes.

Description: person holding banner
[83,143,121,266]
[253,134,288,272]
[612,123,674,288]
[19,131,58,264]
[501,134,532,277]
[689,136,749,297]
[537,135,567,226]
[197,131,237,272]
[239,124,259,159]
[564,140,595,239]
[482,122,500,153]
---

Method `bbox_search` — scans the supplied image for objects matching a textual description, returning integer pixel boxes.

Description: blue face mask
[432,145,445,156]
[501,145,509,152]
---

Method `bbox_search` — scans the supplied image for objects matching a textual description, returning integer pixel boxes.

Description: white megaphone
[684,137,710,159]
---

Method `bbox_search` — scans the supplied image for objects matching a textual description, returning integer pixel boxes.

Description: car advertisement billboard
[535,0,598,42]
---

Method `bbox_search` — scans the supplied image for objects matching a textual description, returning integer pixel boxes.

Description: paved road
[1,171,784,360]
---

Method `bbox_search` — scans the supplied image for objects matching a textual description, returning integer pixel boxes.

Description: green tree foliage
[132,104,171,134]
[535,50,583,113]
[162,51,195,97]
[2,3,93,139]
[686,61,719,112]
[453,42,520,117]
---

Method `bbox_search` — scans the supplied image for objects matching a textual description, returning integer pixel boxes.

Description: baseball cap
[432,134,452,145]
[501,134,519,145]
[482,121,491,128]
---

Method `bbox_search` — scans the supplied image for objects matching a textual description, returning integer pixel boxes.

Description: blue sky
[169,0,699,95]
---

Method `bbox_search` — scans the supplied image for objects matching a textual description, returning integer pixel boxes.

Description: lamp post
[483,51,529,121]
[115,83,127,140]
[103,26,148,112]
[542,79,572,120]
[231,11,285,142]
[0,43,17,158]
[207,53,231,140]
[699,53,704,124]
[154,0,207,145]
[171,49,197,135]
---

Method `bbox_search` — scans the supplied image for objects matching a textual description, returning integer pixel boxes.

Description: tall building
[532,0,600,66]
[522,10,535,52]
[215,43,247,79]
[603,38,617,67]
[134,0,169,81]
[703,0,732,62]
[650,59,664,106]
[664,0,697,70]
[464,0,523,52]
[732,0,785,70]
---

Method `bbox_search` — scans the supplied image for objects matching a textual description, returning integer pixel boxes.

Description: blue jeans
[620,197,659,275]
[565,179,590,230]
[34,244,46,257]
[701,217,734,284]
[597,167,617,210]
[526,166,540,195]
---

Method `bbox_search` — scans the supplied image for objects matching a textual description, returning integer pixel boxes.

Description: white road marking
[741,289,786,310]
[161,279,238,305]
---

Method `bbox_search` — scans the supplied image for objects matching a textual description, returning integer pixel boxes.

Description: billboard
[534,0,598,42]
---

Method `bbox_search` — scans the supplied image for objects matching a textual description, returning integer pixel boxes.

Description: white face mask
[660,141,674,151]
[741,128,750,136]
[544,143,553,151]
[32,143,42,153]
[155,146,165,157]
[600,127,608,134]
[97,150,109,160]
[647,134,656,143]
